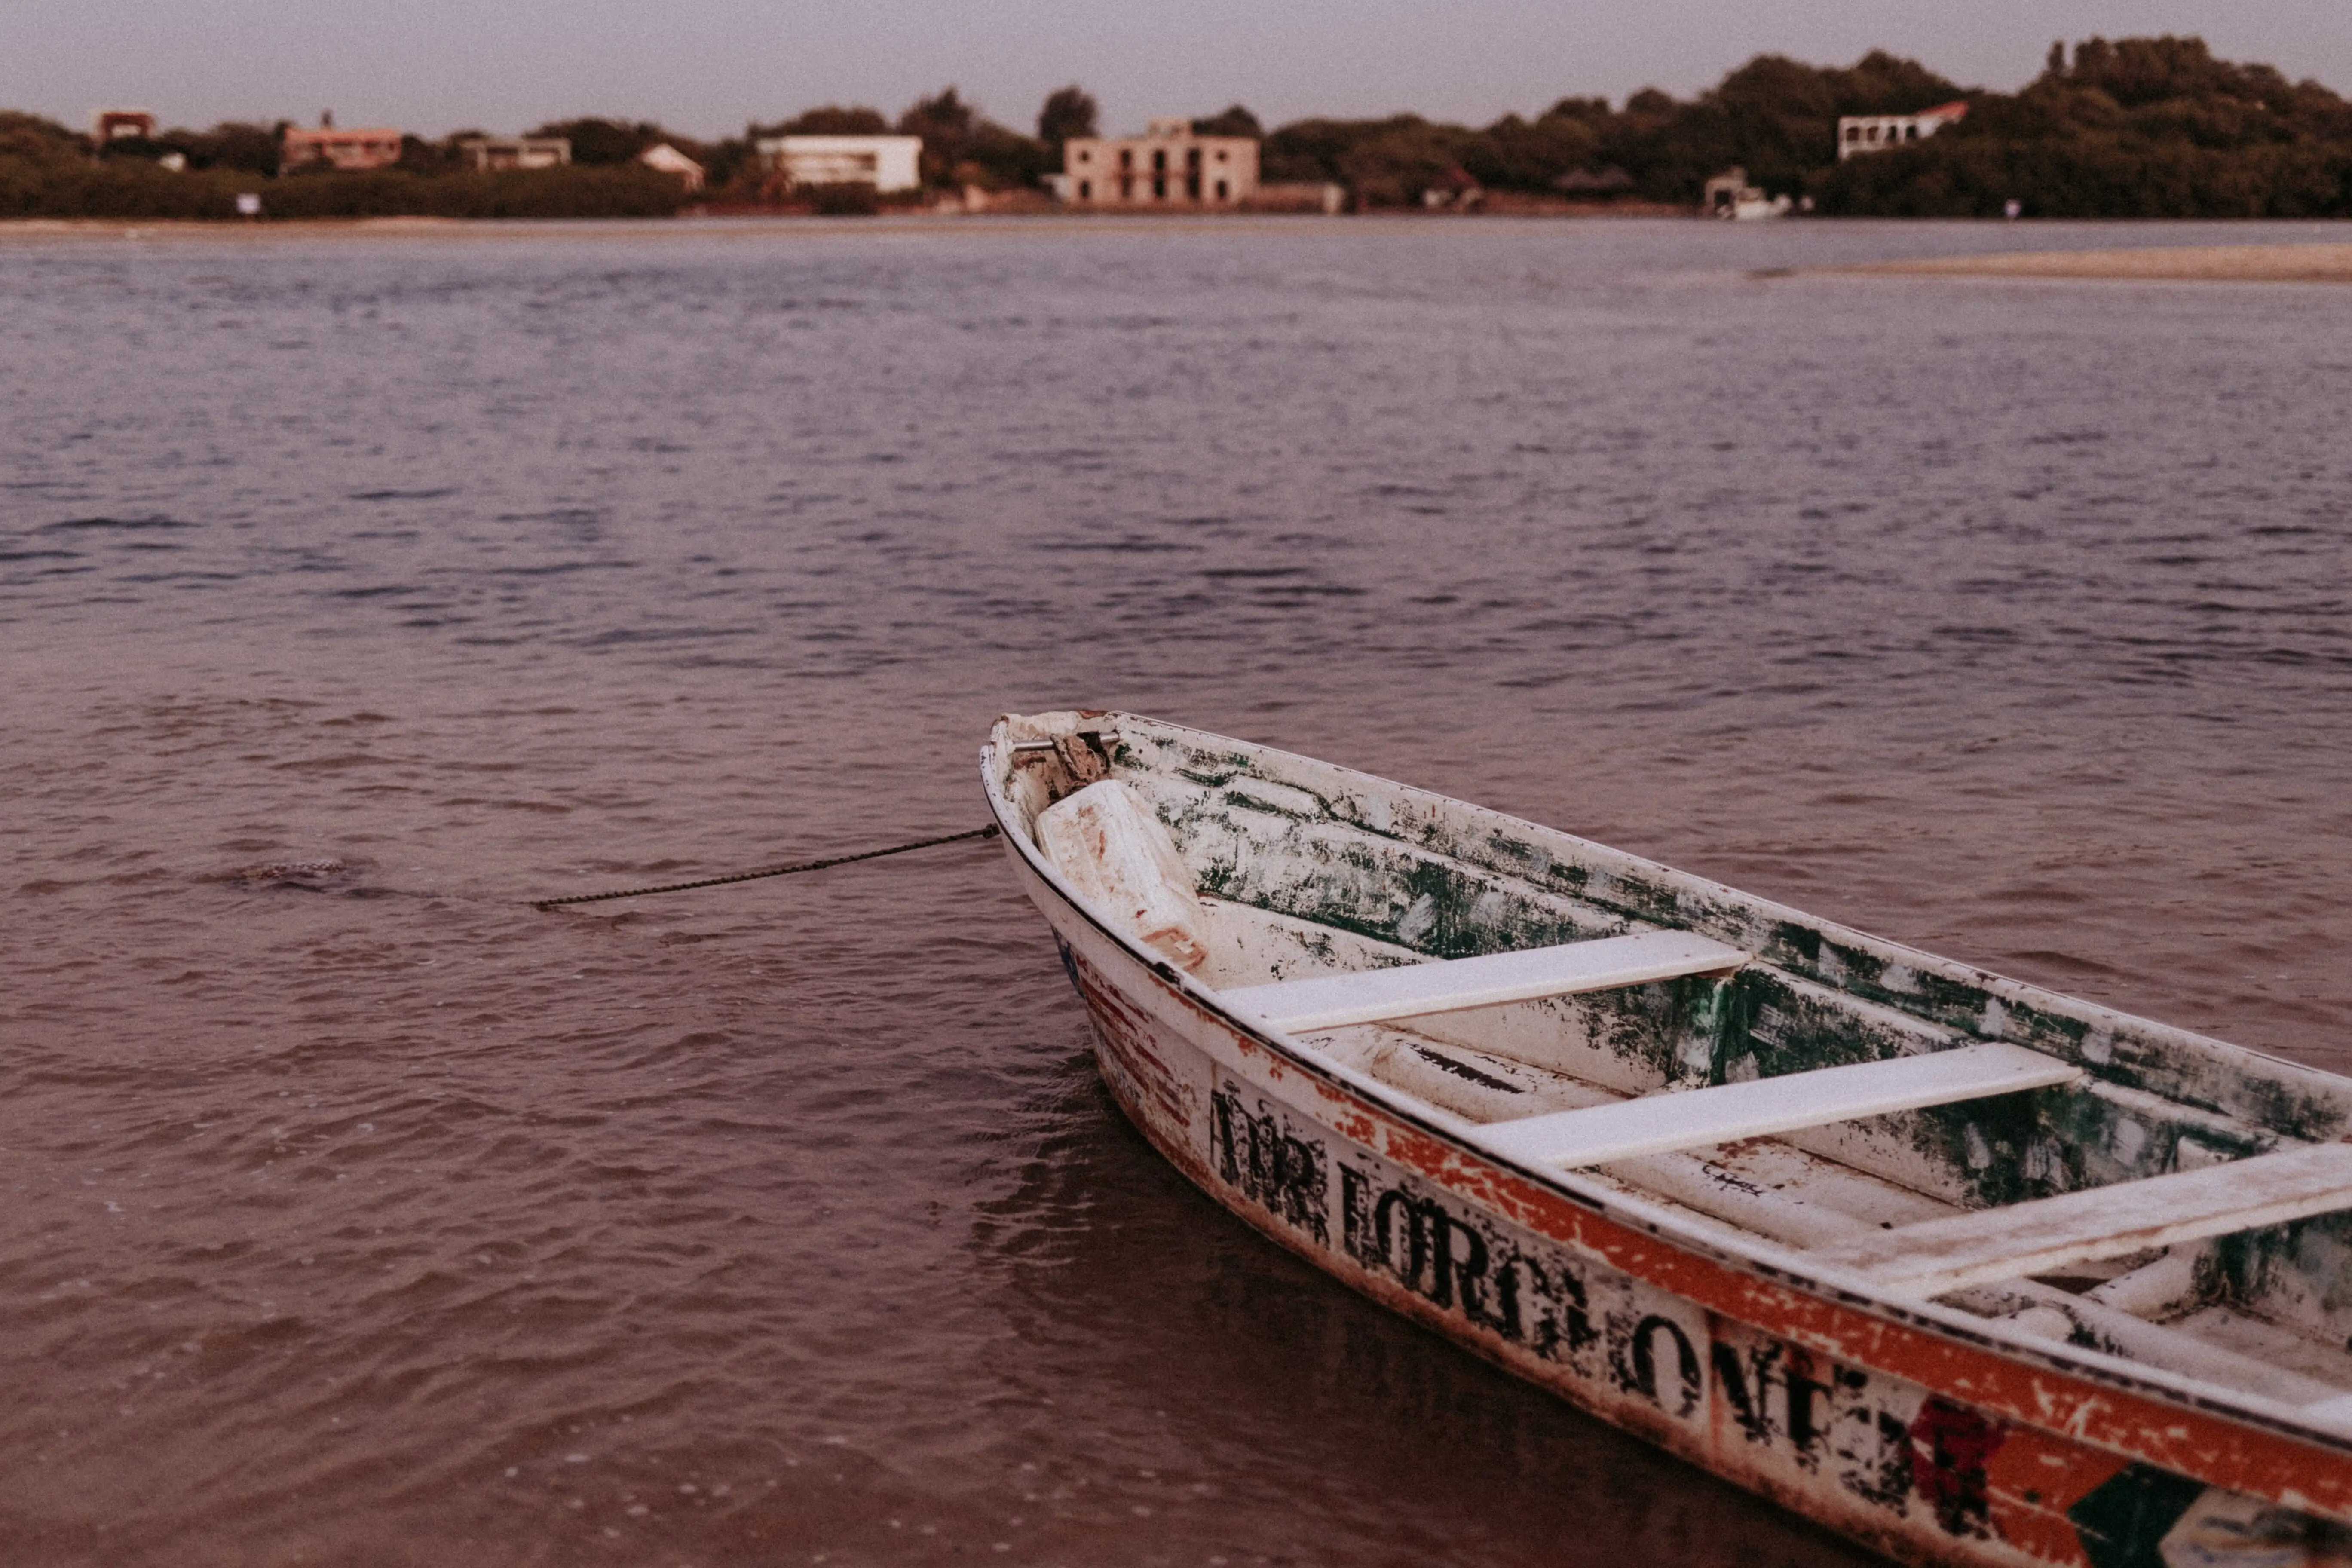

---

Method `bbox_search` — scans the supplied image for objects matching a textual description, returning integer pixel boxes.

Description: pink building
[1061,118,1259,207]
[92,110,157,144]
[282,116,403,172]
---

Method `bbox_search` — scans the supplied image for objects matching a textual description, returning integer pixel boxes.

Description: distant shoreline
[1842,243,2352,283]
[8,221,2352,287]
[0,203,1693,243]
[0,211,1668,246]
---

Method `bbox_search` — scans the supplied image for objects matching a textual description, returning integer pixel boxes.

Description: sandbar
[1849,242,2352,284]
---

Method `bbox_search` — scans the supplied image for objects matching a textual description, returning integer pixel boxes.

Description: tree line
[1252,38,2352,217]
[4,36,2349,220]
[0,112,689,220]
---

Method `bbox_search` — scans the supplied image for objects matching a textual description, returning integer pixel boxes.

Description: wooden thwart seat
[1813,1141,2352,1297]
[1468,1043,2082,1170]
[1222,929,1748,1034]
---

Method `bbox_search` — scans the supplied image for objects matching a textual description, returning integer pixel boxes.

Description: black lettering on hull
[1210,1084,1328,1245]
[1630,1314,1703,1418]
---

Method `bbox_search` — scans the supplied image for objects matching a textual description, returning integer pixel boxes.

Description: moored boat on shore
[984,709,2352,1568]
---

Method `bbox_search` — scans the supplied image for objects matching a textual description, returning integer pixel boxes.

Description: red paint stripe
[1060,919,2352,1522]
[1357,1094,2352,1518]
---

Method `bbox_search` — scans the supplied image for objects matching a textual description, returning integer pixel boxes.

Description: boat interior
[993,712,2352,1429]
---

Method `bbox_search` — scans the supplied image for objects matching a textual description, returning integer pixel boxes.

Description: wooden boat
[983,710,2352,1568]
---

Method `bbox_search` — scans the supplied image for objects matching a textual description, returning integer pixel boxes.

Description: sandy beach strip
[1848,242,2352,284]
[0,213,1365,247]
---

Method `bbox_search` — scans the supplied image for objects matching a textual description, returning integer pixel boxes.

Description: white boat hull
[985,721,2352,1568]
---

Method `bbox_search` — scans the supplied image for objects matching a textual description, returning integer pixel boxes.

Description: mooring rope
[530,823,1000,911]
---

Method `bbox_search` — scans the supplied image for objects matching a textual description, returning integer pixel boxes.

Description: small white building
[1703,168,1790,220]
[756,135,923,193]
[1836,100,1968,161]
[456,136,571,171]
[637,143,705,191]
[1060,117,1259,207]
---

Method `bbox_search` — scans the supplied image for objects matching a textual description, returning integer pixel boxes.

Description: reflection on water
[1,216,2347,1565]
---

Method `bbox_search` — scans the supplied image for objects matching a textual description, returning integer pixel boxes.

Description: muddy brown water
[3,216,2349,1566]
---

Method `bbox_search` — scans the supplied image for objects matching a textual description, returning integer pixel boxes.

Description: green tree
[1815,35,2352,217]
[1192,105,1263,138]
[1262,117,1387,183]
[170,122,283,174]
[899,88,974,186]
[1465,112,1598,190]
[528,118,689,165]
[399,134,456,170]
[898,88,1049,189]
[1337,119,1473,206]
[0,110,83,163]
[1037,86,1097,147]
[772,105,889,135]
[703,135,756,188]
[1545,96,1611,125]
[94,134,178,165]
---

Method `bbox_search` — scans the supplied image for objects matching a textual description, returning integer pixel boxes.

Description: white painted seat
[1220,929,1748,1034]
[1813,1140,2352,1297]
[1469,1043,2081,1170]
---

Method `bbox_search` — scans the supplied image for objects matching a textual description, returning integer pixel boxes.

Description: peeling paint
[986,713,2352,1568]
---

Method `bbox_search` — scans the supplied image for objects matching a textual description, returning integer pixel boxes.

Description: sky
[5,0,2348,141]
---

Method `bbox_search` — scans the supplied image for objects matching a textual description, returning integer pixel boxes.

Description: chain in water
[530,824,1001,910]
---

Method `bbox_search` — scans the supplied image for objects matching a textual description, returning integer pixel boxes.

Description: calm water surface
[3,216,2349,1566]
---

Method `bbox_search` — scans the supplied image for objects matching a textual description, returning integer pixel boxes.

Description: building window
[1078,179,1091,199]
[1119,148,1133,170]
[1216,149,1228,162]
[1905,123,1919,139]
[1152,177,1166,199]
[1078,149,1091,164]
[1845,125,1860,142]
[1119,176,1133,199]
[1152,148,1167,173]
[1186,176,1200,199]
[1214,178,1228,200]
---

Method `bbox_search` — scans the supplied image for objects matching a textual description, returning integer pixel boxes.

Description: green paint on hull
[1115,723,2352,1330]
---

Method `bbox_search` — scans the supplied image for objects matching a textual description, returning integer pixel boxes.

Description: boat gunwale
[1127,715,2345,1115]
[980,716,2352,1467]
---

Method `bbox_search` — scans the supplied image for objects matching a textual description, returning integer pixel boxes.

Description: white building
[637,143,705,191]
[1836,100,1969,161]
[1703,167,1790,220]
[756,135,922,193]
[1060,118,1259,207]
